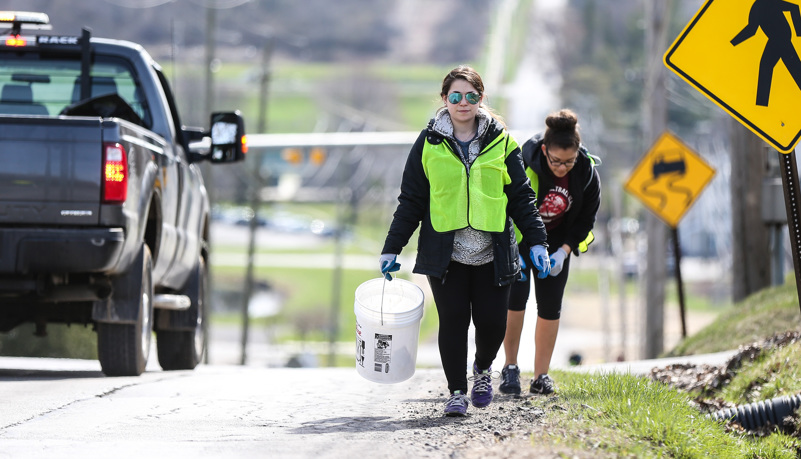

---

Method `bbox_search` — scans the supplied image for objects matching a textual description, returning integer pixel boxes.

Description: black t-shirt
[538,173,572,231]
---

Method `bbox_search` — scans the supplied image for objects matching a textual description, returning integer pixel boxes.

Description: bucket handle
[380,274,389,325]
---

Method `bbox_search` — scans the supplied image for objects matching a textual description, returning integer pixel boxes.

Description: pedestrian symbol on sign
[730,0,801,107]
[664,0,801,152]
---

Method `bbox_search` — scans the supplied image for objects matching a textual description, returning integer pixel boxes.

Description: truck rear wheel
[156,255,206,370]
[97,245,153,376]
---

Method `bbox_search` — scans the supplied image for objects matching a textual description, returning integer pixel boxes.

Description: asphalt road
[0,358,442,459]
[0,349,737,459]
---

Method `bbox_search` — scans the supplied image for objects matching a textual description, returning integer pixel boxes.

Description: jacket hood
[429,106,493,140]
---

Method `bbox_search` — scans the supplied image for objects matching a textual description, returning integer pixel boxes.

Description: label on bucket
[356,321,366,368]
[373,333,392,372]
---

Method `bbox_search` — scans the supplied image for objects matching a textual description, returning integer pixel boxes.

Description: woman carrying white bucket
[379,66,550,417]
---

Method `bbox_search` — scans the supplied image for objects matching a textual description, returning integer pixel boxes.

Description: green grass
[661,278,801,409]
[367,63,450,82]
[508,276,801,457]
[531,371,800,458]
[210,265,435,343]
[164,60,453,133]
[665,282,801,356]
[719,341,801,404]
[502,0,534,89]
[0,323,97,359]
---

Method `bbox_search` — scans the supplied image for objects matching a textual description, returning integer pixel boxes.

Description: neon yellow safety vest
[422,132,517,233]
[514,167,595,252]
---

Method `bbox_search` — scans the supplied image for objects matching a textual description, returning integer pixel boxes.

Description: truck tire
[97,245,154,376]
[156,255,206,370]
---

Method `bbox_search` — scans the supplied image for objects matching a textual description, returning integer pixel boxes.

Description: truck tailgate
[0,116,103,225]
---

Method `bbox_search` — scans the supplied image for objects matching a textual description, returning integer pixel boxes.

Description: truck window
[0,53,151,128]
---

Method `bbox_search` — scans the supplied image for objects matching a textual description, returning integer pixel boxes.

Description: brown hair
[543,109,581,150]
[440,65,485,98]
[440,65,505,127]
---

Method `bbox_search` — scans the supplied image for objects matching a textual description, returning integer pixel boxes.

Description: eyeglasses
[546,149,577,168]
[447,91,481,105]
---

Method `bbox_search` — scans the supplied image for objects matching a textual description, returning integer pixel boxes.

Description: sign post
[779,151,801,306]
[665,0,801,311]
[625,131,716,337]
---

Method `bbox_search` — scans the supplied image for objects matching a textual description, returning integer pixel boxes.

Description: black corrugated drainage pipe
[710,394,801,430]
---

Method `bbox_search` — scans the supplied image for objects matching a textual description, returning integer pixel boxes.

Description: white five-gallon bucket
[354,277,424,384]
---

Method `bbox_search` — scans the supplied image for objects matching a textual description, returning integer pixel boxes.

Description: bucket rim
[355,279,423,311]
[354,277,424,325]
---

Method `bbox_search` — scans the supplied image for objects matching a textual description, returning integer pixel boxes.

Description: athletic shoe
[470,363,494,408]
[444,390,469,417]
[499,364,521,395]
[530,374,555,395]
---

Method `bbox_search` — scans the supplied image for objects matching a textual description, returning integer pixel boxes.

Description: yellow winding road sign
[665,0,801,153]
[624,132,716,228]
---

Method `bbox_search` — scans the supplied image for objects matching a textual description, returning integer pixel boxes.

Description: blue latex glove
[379,253,400,281]
[517,254,528,282]
[549,248,568,277]
[530,245,551,279]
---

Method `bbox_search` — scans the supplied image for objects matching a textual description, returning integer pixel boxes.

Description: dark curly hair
[543,109,581,150]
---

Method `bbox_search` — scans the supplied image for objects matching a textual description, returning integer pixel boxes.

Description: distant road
[210,252,378,271]
[208,221,410,271]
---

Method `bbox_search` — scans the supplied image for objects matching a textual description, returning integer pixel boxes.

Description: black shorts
[508,246,570,320]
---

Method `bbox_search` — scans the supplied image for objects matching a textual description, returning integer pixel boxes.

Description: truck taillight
[103,143,127,203]
[5,35,26,46]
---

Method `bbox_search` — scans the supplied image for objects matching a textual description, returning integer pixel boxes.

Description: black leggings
[427,261,510,394]
[508,247,570,320]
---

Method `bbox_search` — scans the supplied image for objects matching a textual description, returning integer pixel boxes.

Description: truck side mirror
[209,111,246,163]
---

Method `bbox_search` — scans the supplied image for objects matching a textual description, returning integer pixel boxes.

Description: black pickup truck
[0,12,246,375]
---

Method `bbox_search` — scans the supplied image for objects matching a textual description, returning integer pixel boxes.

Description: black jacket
[382,116,548,286]
[521,133,601,256]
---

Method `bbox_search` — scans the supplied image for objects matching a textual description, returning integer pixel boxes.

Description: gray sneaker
[444,390,469,417]
[499,364,521,395]
[530,374,555,395]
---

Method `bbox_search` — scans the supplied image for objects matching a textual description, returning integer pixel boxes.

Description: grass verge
[515,278,801,457]
[521,370,800,458]
[665,281,801,356]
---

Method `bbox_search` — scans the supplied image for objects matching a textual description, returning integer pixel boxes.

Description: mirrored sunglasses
[447,91,481,105]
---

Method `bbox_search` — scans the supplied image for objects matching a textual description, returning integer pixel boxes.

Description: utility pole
[240,39,274,366]
[641,0,671,359]
[730,120,771,302]
[204,7,216,123]
[201,4,217,364]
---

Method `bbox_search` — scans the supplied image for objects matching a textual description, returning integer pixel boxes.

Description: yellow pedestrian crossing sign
[624,132,716,228]
[664,0,801,153]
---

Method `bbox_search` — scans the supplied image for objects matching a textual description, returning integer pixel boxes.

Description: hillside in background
[3,0,488,63]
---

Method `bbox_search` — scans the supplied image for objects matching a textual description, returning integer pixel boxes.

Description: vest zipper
[448,132,509,230]
[445,140,472,227]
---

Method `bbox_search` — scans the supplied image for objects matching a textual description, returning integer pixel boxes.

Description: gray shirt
[450,132,493,266]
